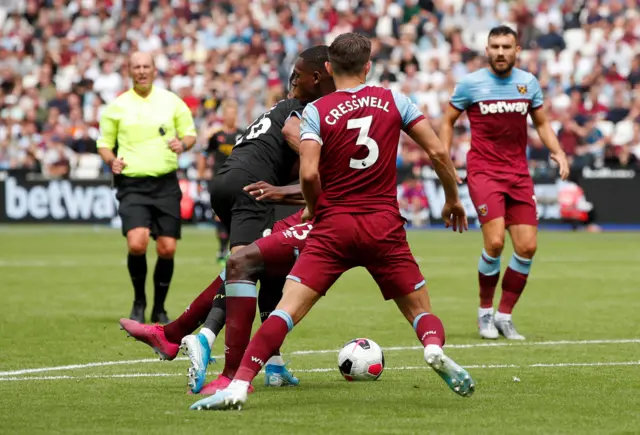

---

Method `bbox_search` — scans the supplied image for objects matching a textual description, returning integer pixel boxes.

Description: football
[337,338,385,381]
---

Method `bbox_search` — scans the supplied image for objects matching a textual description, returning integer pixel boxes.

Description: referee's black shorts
[209,168,276,249]
[115,172,182,240]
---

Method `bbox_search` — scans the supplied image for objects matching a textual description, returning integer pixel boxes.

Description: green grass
[1,226,639,434]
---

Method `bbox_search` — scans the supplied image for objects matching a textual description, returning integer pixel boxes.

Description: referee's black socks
[127,253,147,305]
[153,257,174,314]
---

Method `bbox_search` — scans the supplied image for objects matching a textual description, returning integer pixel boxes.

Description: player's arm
[440,81,469,184]
[392,90,467,232]
[282,112,302,154]
[244,182,306,205]
[441,80,471,152]
[96,104,123,171]
[407,121,460,205]
[198,132,218,179]
[439,104,463,153]
[298,104,323,218]
[174,99,197,150]
[529,80,569,180]
[408,121,467,231]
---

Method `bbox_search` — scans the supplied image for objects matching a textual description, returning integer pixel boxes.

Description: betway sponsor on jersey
[1,176,117,222]
[325,96,390,125]
[478,101,529,115]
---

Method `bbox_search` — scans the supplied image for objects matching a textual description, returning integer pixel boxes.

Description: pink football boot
[119,318,180,360]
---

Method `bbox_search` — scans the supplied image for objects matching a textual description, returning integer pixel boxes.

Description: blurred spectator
[399,175,430,227]
[0,0,637,184]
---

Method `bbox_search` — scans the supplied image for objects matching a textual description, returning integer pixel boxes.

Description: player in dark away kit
[119,45,336,395]
[190,32,475,412]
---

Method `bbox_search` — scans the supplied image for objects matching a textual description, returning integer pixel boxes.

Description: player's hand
[301,207,314,223]
[111,157,127,175]
[244,181,284,202]
[441,200,468,233]
[167,138,185,154]
[551,151,570,181]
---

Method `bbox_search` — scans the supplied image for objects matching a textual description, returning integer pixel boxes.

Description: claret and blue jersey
[450,67,544,176]
[300,84,425,217]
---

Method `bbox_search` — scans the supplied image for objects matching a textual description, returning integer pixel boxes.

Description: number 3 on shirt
[347,116,379,169]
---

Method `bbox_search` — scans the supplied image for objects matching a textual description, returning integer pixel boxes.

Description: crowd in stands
[0,0,639,182]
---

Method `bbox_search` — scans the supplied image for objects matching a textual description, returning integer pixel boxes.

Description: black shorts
[115,172,182,240]
[209,169,275,248]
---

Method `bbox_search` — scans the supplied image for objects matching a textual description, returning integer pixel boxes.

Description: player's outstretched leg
[477,219,505,340]
[119,271,226,361]
[259,276,300,387]
[395,288,475,397]
[181,281,228,393]
[495,224,537,340]
[190,280,321,411]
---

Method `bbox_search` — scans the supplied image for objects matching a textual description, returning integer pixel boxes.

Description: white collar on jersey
[335,84,368,93]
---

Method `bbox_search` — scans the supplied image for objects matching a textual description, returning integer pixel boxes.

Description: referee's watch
[181,142,188,152]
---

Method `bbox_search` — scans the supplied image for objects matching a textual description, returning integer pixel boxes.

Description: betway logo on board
[479,101,529,115]
[3,177,117,220]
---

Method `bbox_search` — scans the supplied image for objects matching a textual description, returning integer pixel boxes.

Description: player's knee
[227,246,263,280]
[225,252,246,280]
[485,236,505,256]
[127,237,148,255]
[156,240,176,259]
[515,239,537,259]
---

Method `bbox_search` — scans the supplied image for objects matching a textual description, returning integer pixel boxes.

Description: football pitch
[1,226,639,434]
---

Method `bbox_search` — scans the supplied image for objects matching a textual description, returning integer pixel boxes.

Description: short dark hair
[299,45,330,72]
[328,33,371,75]
[488,25,518,41]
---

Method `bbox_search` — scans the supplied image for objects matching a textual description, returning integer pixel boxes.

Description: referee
[97,52,197,324]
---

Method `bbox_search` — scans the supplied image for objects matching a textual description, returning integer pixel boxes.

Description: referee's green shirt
[97,87,197,177]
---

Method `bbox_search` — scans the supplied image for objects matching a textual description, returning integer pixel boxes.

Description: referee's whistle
[159,127,166,136]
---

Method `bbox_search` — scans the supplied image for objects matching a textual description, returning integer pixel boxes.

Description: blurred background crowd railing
[1,0,639,226]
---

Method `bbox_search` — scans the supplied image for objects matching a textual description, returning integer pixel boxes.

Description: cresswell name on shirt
[324,96,391,125]
[478,101,529,116]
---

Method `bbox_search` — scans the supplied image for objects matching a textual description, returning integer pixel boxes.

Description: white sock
[228,379,250,392]
[478,307,493,317]
[494,312,512,322]
[424,344,443,355]
[199,328,216,348]
[266,355,285,366]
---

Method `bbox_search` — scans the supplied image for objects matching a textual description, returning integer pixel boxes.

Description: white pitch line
[1,361,638,382]
[0,357,188,376]
[0,338,638,377]
[289,338,640,356]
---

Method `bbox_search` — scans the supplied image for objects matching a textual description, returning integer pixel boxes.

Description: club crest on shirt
[516,84,528,95]
[478,204,488,216]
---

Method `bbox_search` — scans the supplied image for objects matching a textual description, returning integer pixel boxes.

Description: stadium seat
[563,28,586,52]
[591,27,605,44]
[611,120,634,146]
[519,50,532,64]
[540,49,557,62]
[560,49,576,64]
[72,154,104,179]
[596,120,614,138]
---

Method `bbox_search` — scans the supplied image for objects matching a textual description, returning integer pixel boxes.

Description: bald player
[98,52,197,324]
